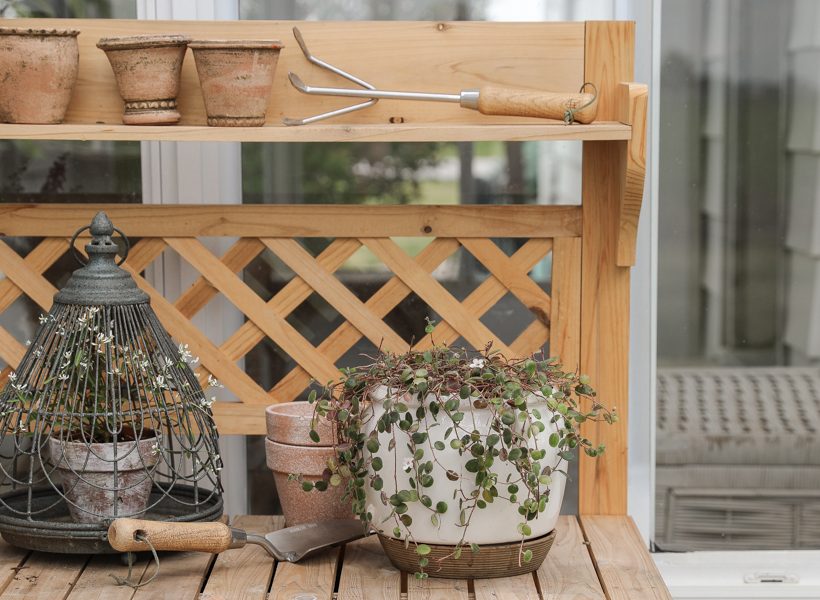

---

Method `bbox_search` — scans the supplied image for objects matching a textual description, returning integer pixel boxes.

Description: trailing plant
[297,324,616,577]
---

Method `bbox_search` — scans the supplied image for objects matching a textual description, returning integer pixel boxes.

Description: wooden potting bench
[0,18,670,599]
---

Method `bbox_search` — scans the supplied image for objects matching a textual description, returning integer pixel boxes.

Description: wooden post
[579,21,635,515]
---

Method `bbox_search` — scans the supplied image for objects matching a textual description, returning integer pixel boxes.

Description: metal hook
[283,27,378,126]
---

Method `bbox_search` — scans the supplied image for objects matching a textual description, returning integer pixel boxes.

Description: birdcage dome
[0,212,223,553]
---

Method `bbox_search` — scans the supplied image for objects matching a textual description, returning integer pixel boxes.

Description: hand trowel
[108,518,369,562]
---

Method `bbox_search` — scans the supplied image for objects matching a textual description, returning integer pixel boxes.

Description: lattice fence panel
[0,205,581,434]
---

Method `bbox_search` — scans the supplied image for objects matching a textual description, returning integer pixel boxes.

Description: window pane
[656,0,820,551]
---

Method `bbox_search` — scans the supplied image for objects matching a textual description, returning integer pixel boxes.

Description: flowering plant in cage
[295,321,617,578]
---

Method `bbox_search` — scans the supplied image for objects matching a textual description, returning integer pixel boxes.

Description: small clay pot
[0,27,79,124]
[48,435,160,524]
[265,402,349,526]
[189,40,283,127]
[265,439,350,526]
[266,402,336,446]
[97,34,190,125]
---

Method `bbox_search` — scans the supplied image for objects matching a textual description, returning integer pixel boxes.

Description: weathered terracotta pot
[265,403,350,526]
[189,40,283,127]
[48,435,159,524]
[97,34,190,125]
[0,27,79,124]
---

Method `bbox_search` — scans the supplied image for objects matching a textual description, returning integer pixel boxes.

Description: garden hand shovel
[108,518,368,562]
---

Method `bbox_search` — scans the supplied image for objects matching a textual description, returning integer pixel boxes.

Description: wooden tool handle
[476,87,598,123]
[107,518,237,553]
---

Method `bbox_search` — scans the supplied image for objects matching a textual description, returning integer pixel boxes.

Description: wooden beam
[0,204,582,239]
[579,21,634,515]
[616,82,648,267]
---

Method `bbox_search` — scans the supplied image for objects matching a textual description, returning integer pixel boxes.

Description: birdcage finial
[55,212,147,306]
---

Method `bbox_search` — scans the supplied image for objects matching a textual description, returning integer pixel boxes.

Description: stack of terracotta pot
[265,402,351,526]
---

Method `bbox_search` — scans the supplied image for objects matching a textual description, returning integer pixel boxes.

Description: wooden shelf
[0,121,631,143]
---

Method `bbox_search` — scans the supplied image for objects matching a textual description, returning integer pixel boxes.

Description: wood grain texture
[262,238,408,353]
[579,20,634,516]
[336,536,401,600]
[0,122,631,143]
[536,516,604,600]
[474,573,539,600]
[363,238,513,355]
[406,575,469,600]
[0,240,57,311]
[9,19,586,128]
[0,204,581,238]
[0,543,28,598]
[549,238,581,380]
[0,238,66,314]
[580,516,672,600]
[268,546,340,600]
[476,88,597,123]
[0,553,87,600]
[615,82,648,267]
[200,515,283,600]
[67,554,150,600]
[107,519,234,554]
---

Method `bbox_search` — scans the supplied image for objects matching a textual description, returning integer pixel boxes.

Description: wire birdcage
[0,212,223,553]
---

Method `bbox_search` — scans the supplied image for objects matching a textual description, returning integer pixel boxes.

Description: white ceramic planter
[363,387,566,545]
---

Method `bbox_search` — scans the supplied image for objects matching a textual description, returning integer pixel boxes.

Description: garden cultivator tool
[284,27,598,125]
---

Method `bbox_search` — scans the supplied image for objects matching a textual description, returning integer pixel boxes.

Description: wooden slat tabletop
[0,516,671,600]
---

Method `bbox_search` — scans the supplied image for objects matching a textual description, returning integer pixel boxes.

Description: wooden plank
[263,238,408,353]
[0,553,88,600]
[363,238,513,355]
[0,205,582,239]
[0,326,25,368]
[406,576,469,600]
[67,555,150,600]
[579,21,634,516]
[200,515,283,600]
[175,238,265,319]
[268,546,340,600]
[9,19,586,127]
[615,82,648,267]
[270,238,459,401]
[536,516,604,600]
[0,122,632,143]
[0,238,67,314]
[549,238,581,375]
[459,237,552,320]
[166,237,340,386]
[580,516,672,600]
[0,240,57,311]
[413,239,552,352]
[474,573,539,600]
[336,536,401,600]
[0,542,29,597]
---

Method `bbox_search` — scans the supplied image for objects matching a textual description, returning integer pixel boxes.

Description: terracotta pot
[189,40,283,127]
[97,34,190,125]
[48,435,160,524]
[0,27,79,124]
[265,402,350,526]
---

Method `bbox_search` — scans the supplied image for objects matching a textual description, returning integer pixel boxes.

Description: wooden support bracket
[615,82,648,267]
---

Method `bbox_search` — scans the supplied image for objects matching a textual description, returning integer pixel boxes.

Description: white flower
[24,340,31,346]
[17,422,26,432]
[38,314,49,325]
[58,373,69,381]
[8,372,16,382]
[155,375,166,389]
[161,356,174,370]
[200,396,215,409]
[178,343,194,364]
[207,375,223,389]
[469,358,486,369]
[151,442,162,456]
[402,457,414,473]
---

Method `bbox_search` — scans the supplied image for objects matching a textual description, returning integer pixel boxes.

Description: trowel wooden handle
[108,519,239,553]
[476,87,598,123]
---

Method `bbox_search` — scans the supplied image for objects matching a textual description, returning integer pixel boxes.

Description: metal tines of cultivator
[0,212,223,553]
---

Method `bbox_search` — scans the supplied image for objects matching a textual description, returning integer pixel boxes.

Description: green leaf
[366,438,380,453]
[371,457,383,471]
[301,481,314,492]
[434,441,445,451]
[416,544,432,556]
[549,433,560,447]
[436,501,448,514]
[470,543,480,554]
[372,476,383,491]
[309,429,320,443]
[329,473,342,487]
[400,514,413,527]
[452,412,465,423]
[522,549,533,563]
[459,384,470,399]
[423,350,433,363]
[431,513,439,527]
[308,389,317,403]
[314,480,328,491]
